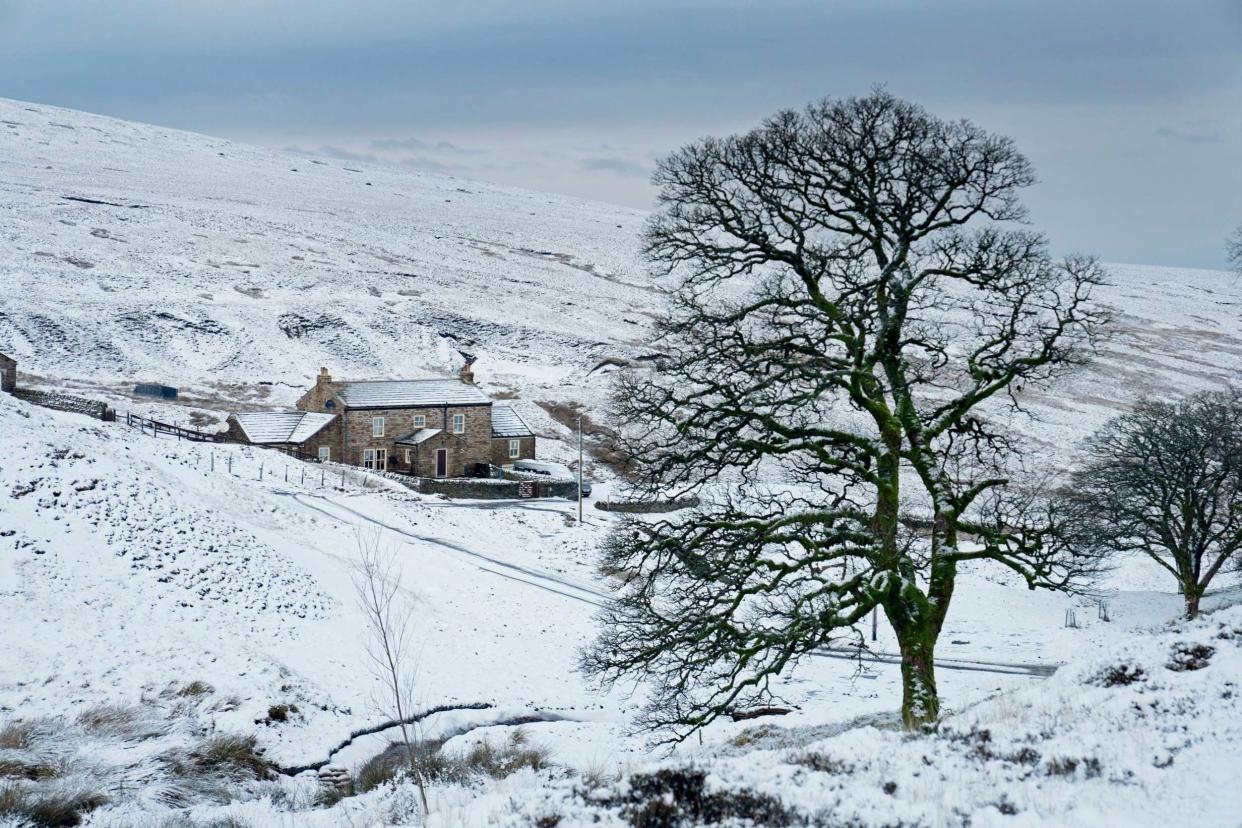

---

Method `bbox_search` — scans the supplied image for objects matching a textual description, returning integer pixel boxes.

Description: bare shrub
[1045,756,1103,778]
[792,753,855,775]
[176,681,214,698]
[1096,664,1146,687]
[1168,643,1215,672]
[598,768,798,827]
[353,531,428,811]
[155,816,253,828]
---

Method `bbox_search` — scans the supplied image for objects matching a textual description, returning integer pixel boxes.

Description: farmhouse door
[435,448,448,478]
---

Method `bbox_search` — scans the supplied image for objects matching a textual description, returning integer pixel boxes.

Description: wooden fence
[123,412,321,462]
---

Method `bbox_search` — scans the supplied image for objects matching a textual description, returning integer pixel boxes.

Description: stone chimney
[459,358,475,385]
[317,367,332,387]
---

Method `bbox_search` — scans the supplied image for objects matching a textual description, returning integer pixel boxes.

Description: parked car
[512,460,591,496]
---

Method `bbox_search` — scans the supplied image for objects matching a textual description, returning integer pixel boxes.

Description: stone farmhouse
[227,365,536,477]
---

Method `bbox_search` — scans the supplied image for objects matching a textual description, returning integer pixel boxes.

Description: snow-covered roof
[335,379,490,409]
[231,411,335,445]
[491,405,535,438]
[393,428,442,446]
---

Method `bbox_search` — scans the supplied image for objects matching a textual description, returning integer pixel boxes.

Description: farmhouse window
[413,414,426,427]
[404,449,412,464]
[372,416,385,437]
[509,439,520,459]
[452,413,465,434]
[318,446,330,462]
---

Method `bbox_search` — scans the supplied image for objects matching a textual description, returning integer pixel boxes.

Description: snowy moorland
[1,99,1242,827]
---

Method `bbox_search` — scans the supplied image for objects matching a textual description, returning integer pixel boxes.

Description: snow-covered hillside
[2,97,1240,455]
[3,100,1242,827]
[0,97,654,424]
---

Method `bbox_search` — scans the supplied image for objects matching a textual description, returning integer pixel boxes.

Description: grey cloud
[1155,126,1223,145]
[579,157,652,179]
[372,137,481,155]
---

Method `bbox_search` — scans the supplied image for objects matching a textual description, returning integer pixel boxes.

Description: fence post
[259,462,263,481]
[228,455,233,474]
[284,466,288,483]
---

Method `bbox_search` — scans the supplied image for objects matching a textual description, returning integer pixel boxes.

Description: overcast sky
[2,0,1240,268]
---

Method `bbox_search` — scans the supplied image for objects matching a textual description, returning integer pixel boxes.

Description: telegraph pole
[577,413,584,524]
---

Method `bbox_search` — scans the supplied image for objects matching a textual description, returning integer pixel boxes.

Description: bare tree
[580,90,1108,738]
[353,530,428,811]
[1062,390,1242,619]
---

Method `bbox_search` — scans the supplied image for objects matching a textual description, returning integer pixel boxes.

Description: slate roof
[393,427,443,446]
[335,379,491,409]
[231,411,335,445]
[490,405,535,438]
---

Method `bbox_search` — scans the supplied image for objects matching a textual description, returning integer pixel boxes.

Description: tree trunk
[888,607,941,729]
[1185,589,1201,620]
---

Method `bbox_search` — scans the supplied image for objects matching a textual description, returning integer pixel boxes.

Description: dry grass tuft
[177,681,214,698]
[356,729,552,793]
[167,734,275,782]
[0,780,108,827]
[0,721,36,751]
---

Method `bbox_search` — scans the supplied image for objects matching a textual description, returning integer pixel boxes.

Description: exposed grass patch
[261,703,299,725]
[0,757,60,781]
[167,734,274,782]
[155,816,254,828]
[0,721,36,750]
[176,681,214,698]
[0,781,108,827]
[535,400,631,474]
[76,704,165,741]
[791,752,855,775]
[357,729,552,793]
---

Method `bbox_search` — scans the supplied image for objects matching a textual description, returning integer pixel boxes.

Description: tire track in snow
[276,491,609,608]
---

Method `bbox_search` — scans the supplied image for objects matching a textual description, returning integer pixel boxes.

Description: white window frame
[362,448,375,469]
[413,414,426,428]
[452,413,465,434]
[404,449,412,464]
[508,439,520,459]
[318,446,330,462]
[372,416,385,438]
[375,447,387,471]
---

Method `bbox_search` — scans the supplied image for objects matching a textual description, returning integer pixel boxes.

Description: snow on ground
[3,387,1238,826]
[482,606,1242,828]
[2,99,1242,825]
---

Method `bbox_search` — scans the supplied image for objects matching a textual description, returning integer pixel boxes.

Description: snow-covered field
[2,99,1242,826]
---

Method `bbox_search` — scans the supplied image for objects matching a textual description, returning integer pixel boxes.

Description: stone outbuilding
[225,411,340,460]
[0,352,15,393]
